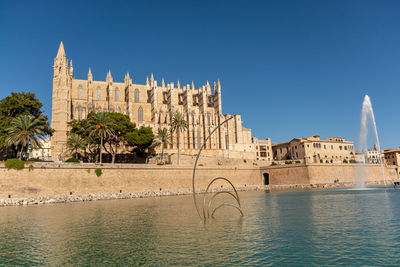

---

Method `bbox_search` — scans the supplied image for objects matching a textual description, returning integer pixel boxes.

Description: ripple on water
[0,189,400,265]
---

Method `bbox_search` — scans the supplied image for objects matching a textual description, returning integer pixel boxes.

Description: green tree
[66,133,86,160]
[0,92,53,158]
[68,113,99,162]
[155,127,170,164]
[125,126,155,157]
[88,112,115,163]
[169,112,188,165]
[103,112,136,163]
[5,115,47,160]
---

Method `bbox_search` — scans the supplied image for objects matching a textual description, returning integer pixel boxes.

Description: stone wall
[0,163,398,199]
[260,163,398,186]
[0,163,261,198]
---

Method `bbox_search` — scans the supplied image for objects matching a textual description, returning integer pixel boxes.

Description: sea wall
[261,163,399,186]
[0,163,398,200]
[0,163,261,198]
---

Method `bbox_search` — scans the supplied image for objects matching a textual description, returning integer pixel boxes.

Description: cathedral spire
[191,80,195,90]
[88,68,93,82]
[69,60,73,76]
[56,41,66,58]
[177,80,180,89]
[217,78,221,90]
[161,78,165,88]
[146,76,149,86]
[106,70,113,83]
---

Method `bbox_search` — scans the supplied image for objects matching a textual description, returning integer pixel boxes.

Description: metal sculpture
[192,116,244,223]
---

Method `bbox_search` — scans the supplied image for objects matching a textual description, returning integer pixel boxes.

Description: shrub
[271,162,277,166]
[28,164,34,172]
[87,169,91,173]
[320,159,323,163]
[343,159,348,163]
[66,158,79,163]
[28,158,41,162]
[95,168,102,177]
[295,160,301,164]
[5,158,25,170]
[330,159,333,163]
[285,161,292,164]
[350,159,357,164]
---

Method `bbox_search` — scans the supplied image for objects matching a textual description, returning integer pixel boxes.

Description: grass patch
[5,158,25,170]
[28,164,34,172]
[66,158,79,163]
[95,168,102,177]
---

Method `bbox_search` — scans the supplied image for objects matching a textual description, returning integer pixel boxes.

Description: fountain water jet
[357,95,386,187]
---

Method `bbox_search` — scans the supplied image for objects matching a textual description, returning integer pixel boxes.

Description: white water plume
[357,95,386,187]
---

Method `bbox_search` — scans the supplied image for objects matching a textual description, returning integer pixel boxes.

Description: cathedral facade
[51,42,260,160]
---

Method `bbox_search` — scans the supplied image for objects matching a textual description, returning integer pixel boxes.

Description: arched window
[197,128,201,149]
[96,87,101,101]
[191,113,195,125]
[115,88,119,102]
[134,89,139,103]
[78,107,82,120]
[138,107,143,122]
[78,86,83,100]
[207,113,211,125]
[159,111,163,124]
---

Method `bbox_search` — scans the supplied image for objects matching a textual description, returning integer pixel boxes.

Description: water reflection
[0,189,400,265]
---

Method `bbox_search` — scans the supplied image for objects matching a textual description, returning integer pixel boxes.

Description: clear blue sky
[0,0,399,149]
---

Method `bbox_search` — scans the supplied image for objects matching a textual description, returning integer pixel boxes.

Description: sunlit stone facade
[51,42,261,160]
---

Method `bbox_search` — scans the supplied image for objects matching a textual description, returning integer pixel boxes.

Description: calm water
[1,188,400,265]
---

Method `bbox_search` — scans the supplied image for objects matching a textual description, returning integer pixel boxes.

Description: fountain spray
[358,95,386,186]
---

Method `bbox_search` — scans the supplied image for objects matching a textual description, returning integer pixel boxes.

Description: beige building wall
[383,148,400,166]
[51,42,267,161]
[272,135,355,163]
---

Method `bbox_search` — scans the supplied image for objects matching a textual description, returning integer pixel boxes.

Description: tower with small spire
[51,41,73,159]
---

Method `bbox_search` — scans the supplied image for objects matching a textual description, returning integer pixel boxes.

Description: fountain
[357,95,386,187]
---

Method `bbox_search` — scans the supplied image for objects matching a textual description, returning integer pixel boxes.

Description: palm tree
[6,115,47,160]
[156,127,171,164]
[66,133,86,160]
[88,112,115,163]
[169,112,188,165]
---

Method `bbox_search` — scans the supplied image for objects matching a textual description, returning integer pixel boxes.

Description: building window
[197,129,201,149]
[192,129,196,149]
[115,88,119,102]
[138,107,143,122]
[78,86,83,100]
[96,87,101,101]
[134,89,139,102]
[225,134,228,150]
[78,107,82,120]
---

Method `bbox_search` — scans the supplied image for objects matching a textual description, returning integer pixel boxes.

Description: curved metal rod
[207,191,240,219]
[211,203,244,219]
[192,116,234,221]
[202,177,241,221]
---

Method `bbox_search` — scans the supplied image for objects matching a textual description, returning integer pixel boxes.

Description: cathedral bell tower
[51,41,72,160]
